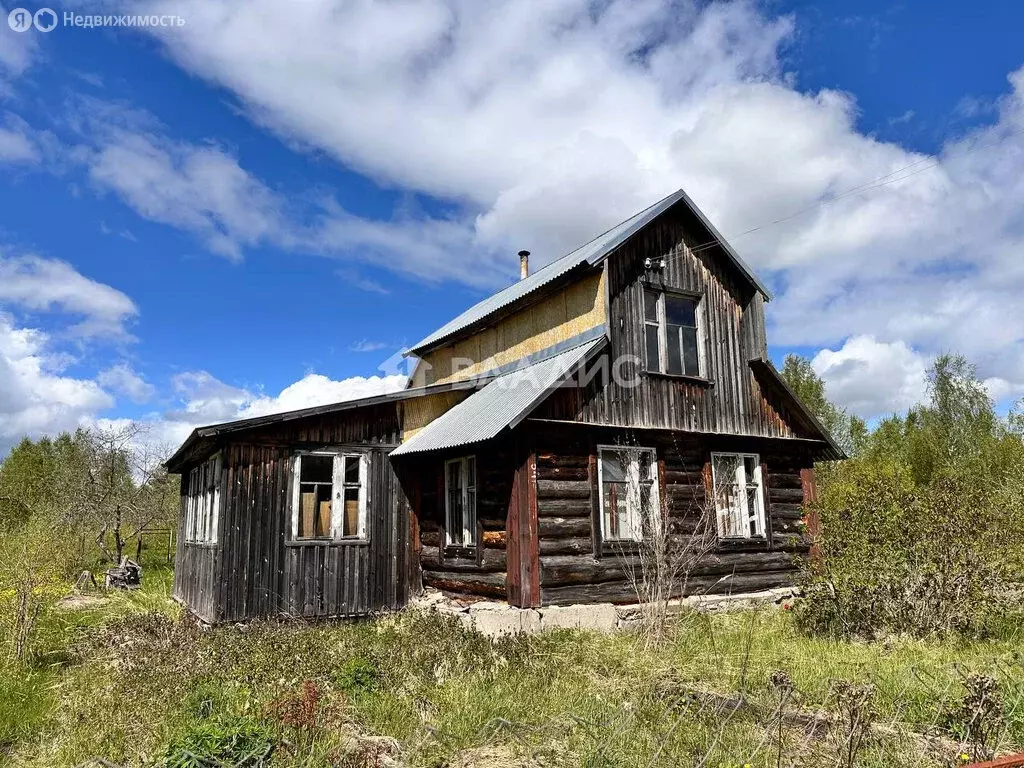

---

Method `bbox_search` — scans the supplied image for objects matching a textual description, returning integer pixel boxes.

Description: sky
[0,0,1021,457]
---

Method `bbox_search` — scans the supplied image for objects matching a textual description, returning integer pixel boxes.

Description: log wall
[396,440,518,601]
[528,424,814,606]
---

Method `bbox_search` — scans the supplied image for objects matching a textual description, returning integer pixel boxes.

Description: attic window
[644,288,704,377]
[291,452,368,541]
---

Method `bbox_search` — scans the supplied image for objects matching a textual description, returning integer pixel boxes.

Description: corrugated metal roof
[407,188,771,355]
[391,336,605,456]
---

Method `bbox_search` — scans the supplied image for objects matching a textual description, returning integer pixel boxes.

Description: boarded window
[445,456,477,547]
[185,453,221,544]
[292,452,368,541]
[643,289,702,377]
[712,452,766,539]
[598,446,658,542]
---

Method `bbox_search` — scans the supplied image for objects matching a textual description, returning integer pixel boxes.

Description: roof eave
[748,357,846,460]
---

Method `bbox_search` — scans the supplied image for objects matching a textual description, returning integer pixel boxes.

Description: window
[185,453,221,544]
[712,453,766,539]
[291,452,368,541]
[445,456,477,547]
[644,288,702,377]
[598,446,659,542]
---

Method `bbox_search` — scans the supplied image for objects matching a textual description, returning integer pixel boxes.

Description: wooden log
[539,536,594,556]
[540,550,798,586]
[769,502,803,518]
[420,548,506,573]
[771,487,805,503]
[536,479,591,499]
[422,570,507,597]
[536,466,589,482]
[540,569,796,605]
[768,472,803,490]
[535,454,589,469]
[538,517,592,538]
[536,498,592,518]
[482,530,506,549]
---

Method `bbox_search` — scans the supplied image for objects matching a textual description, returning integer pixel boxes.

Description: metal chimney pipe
[518,250,530,279]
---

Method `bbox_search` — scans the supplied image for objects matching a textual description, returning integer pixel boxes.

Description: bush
[794,355,1024,640]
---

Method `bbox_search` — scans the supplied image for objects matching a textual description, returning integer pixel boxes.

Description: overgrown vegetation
[784,353,1024,640]
[2,596,1023,767]
[0,352,1022,766]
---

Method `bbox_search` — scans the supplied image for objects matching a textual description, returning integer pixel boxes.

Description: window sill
[716,536,769,549]
[443,545,479,559]
[643,371,714,387]
[600,540,642,557]
[286,538,370,547]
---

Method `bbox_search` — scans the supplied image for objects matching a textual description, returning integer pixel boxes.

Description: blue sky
[0,0,1022,455]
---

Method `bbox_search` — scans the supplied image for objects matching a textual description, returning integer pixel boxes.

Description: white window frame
[290,451,369,541]
[444,456,477,547]
[643,287,706,378]
[711,452,767,540]
[185,453,221,544]
[597,445,660,543]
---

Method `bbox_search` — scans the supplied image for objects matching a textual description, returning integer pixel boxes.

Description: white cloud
[83,127,287,261]
[0,252,138,339]
[144,369,407,450]
[0,313,115,455]
[812,336,928,419]
[97,363,156,404]
[238,373,406,418]
[0,120,37,163]
[349,340,388,353]
[105,0,1024,407]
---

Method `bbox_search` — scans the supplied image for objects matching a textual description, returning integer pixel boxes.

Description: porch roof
[390,335,607,457]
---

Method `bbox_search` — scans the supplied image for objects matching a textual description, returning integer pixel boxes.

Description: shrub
[158,716,276,767]
[795,355,1024,640]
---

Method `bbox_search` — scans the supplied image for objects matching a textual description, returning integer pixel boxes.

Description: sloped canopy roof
[391,336,606,457]
[164,377,488,473]
[407,188,771,355]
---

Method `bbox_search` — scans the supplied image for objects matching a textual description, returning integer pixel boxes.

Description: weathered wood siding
[537,207,809,440]
[528,424,814,606]
[279,447,408,618]
[174,403,412,622]
[173,474,221,622]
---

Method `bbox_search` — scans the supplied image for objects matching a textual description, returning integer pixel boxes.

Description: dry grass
[1,585,1021,767]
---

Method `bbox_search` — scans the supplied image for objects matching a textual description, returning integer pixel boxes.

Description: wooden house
[165,189,842,623]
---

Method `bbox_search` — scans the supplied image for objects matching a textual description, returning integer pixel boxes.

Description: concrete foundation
[412,586,799,638]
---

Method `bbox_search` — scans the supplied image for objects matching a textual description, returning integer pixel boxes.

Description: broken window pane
[645,324,660,371]
[644,288,659,322]
[300,454,333,484]
[665,295,697,327]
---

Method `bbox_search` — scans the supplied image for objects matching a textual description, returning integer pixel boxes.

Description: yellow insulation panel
[411,270,606,387]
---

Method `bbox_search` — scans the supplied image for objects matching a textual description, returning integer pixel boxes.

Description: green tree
[800,353,1024,638]
[780,354,865,457]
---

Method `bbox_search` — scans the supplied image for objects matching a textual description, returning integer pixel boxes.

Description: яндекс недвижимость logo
[7,7,57,32]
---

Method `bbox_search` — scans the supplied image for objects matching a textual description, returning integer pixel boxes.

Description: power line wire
[685,121,1024,257]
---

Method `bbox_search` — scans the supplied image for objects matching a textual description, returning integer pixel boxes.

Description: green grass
[1,574,1022,767]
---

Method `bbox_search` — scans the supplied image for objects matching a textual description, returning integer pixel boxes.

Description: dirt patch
[55,594,110,611]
